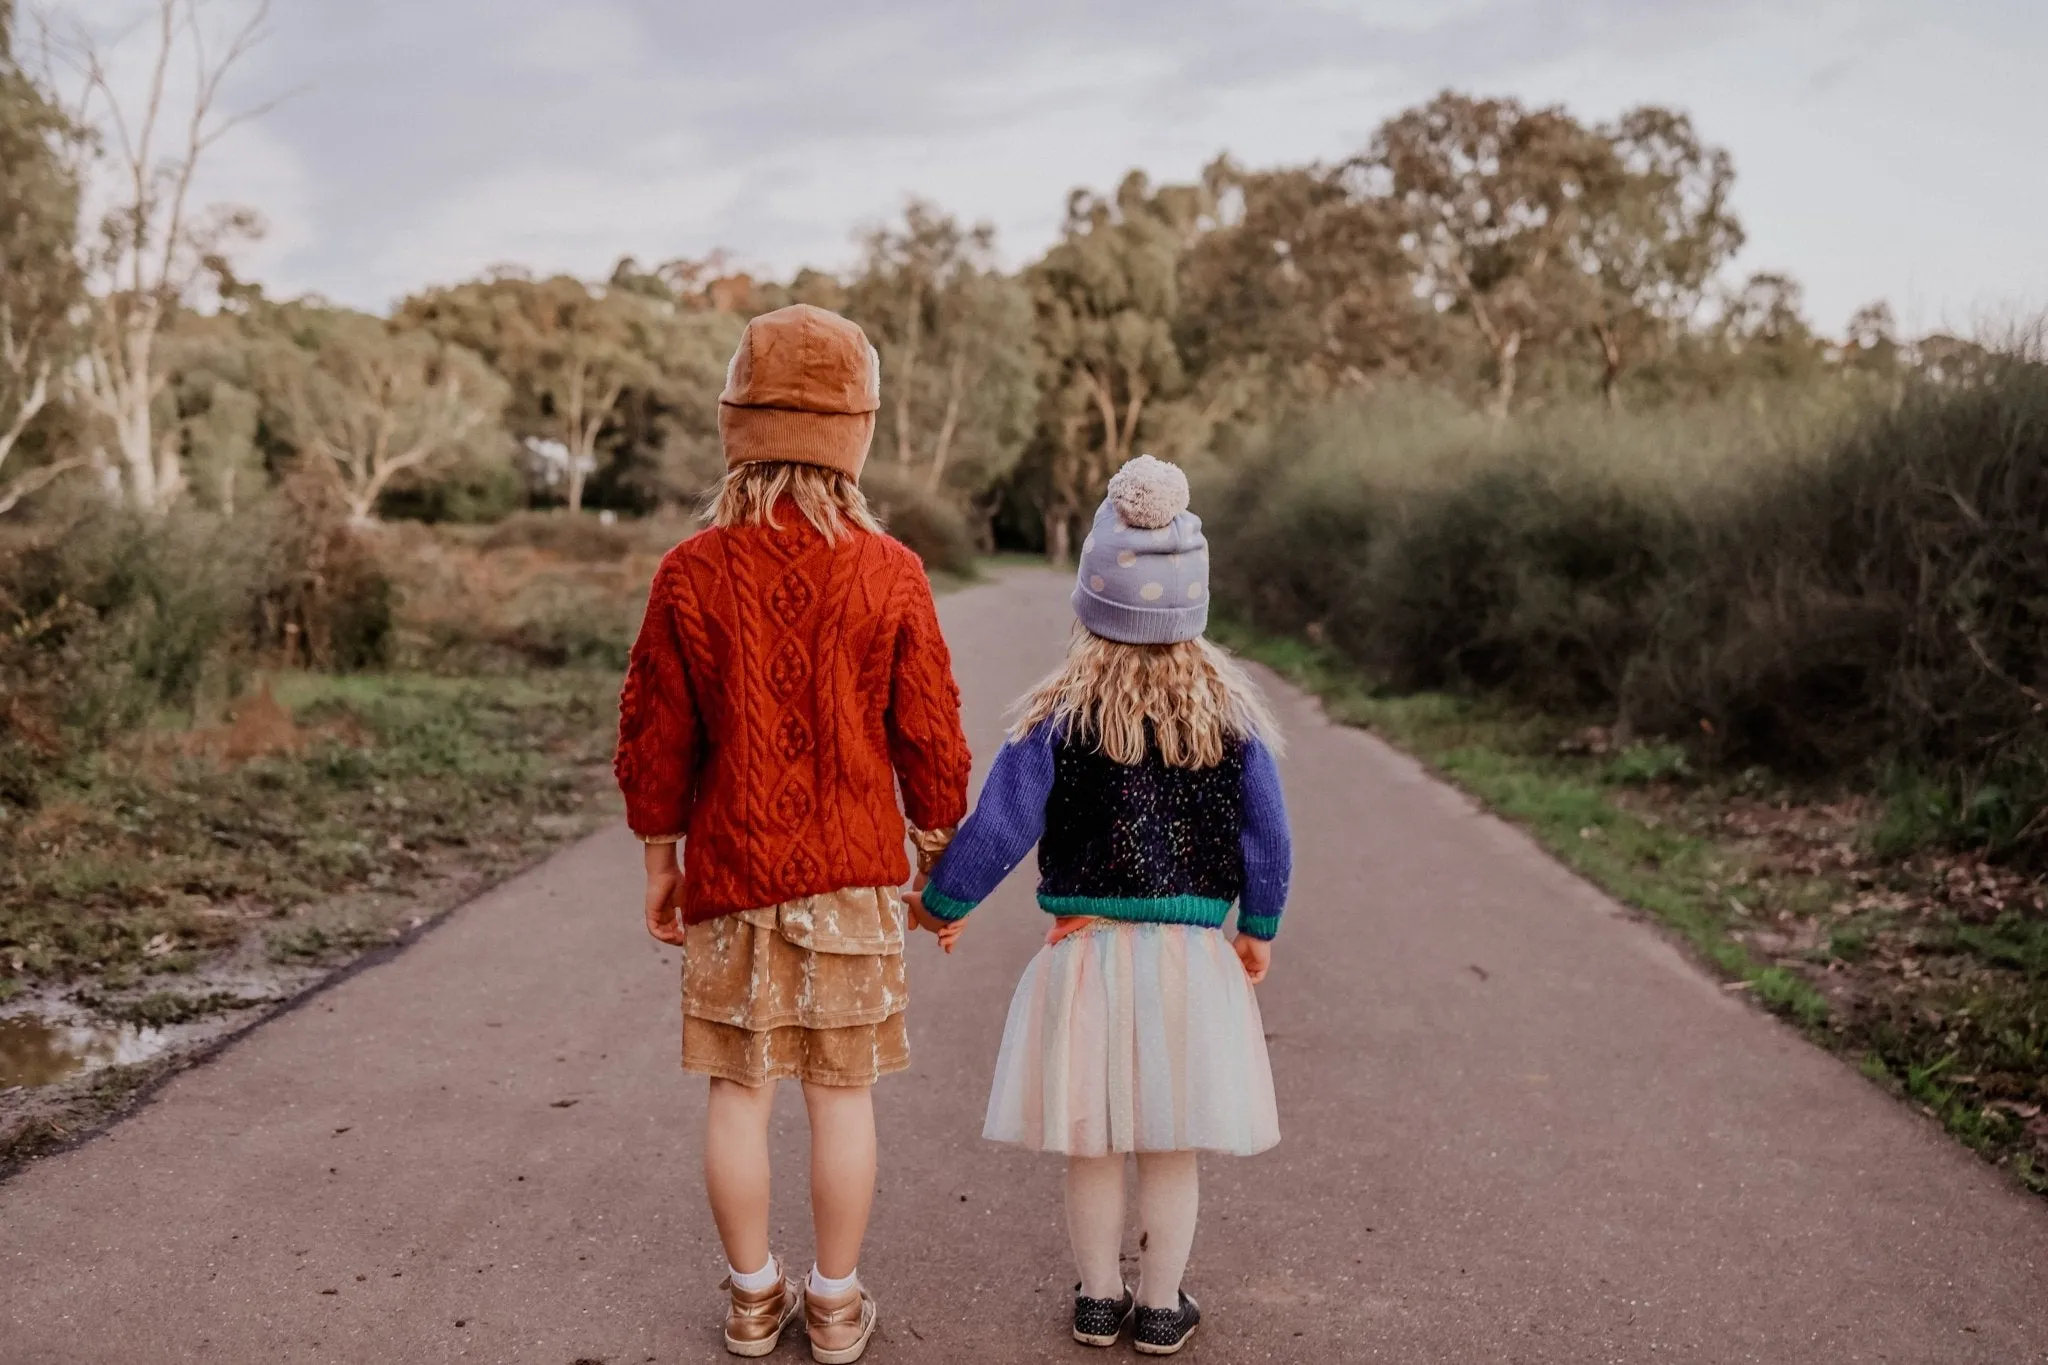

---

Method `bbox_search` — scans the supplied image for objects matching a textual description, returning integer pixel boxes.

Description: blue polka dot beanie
[1072,455,1209,645]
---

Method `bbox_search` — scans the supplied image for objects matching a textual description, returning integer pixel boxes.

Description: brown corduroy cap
[717,304,881,479]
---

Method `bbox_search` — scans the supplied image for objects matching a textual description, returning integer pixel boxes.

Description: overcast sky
[86,0,2048,334]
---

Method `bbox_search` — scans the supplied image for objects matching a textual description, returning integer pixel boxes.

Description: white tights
[1064,1151,1200,1309]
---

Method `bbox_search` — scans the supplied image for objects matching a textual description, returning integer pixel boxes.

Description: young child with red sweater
[614,304,971,1362]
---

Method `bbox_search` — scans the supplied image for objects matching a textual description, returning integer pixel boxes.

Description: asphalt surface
[3,566,2047,1364]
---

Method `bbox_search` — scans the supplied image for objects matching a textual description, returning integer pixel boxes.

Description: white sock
[729,1254,779,1293]
[808,1265,859,1298]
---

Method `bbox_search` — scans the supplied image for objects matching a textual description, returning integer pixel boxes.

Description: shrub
[479,509,636,561]
[249,461,394,671]
[1621,356,2048,798]
[1210,359,2048,862]
[0,498,255,804]
[0,467,400,809]
[377,460,526,524]
[863,465,979,577]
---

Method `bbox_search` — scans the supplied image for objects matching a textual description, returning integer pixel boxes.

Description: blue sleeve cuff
[1237,912,1282,941]
[921,885,979,922]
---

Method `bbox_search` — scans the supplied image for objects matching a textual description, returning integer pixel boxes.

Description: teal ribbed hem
[1036,894,1234,928]
[921,886,978,922]
[1236,913,1282,941]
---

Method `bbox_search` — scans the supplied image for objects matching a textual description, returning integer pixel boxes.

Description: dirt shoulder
[1,523,978,1179]
[0,667,625,1175]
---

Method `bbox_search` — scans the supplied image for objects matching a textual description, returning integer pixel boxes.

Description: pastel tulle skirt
[983,921,1281,1157]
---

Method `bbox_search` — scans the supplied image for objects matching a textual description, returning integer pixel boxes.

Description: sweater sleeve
[921,722,1057,922]
[613,562,701,841]
[885,565,972,833]
[1236,737,1293,941]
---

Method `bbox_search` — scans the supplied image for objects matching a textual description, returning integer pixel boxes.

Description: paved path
[4,568,2047,1364]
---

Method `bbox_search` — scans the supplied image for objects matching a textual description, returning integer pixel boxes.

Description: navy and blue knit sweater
[921,720,1293,940]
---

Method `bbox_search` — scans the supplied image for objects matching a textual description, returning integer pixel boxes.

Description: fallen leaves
[1630,774,2048,1193]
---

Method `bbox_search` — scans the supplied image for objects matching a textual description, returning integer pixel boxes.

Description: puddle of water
[0,1014,170,1088]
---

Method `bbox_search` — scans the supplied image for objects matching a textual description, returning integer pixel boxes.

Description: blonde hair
[703,462,883,544]
[1011,628,1282,769]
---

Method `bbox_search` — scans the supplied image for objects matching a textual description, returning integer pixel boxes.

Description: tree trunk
[564,415,597,513]
[1597,324,1623,411]
[89,325,172,513]
[349,449,391,525]
[923,354,966,495]
[565,452,587,513]
[894,303,922,467]
[1044,508,1072,566]
[0,457,85,517]
[115,397,158,510]
[1488,330,1521,426]
[154,427,186,507]
[0,364,51,475]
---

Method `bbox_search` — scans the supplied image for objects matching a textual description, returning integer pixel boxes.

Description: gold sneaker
[720,1263,803,1358]
[804,1280,878,1364]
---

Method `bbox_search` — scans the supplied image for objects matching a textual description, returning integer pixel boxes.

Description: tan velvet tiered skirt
[680,887,910,1088]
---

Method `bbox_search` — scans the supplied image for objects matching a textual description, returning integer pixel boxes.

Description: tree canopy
[4,74,1980,544]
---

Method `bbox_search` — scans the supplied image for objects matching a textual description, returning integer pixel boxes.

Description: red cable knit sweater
[614,516,972,925]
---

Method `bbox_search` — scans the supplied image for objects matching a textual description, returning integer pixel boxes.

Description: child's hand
[1233,934,1271,985]
[906,891,966,954]
[643,842,686,946]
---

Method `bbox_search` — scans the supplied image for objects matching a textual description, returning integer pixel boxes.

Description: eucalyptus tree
[844,200,1037,502]
[42,0,279,511]
[0,0,81,514]
[1030,171,1203,560]
[1358,92,1611,421]
[1577,106,1743,408]
[400,274,653,512]
[257,306,509,524]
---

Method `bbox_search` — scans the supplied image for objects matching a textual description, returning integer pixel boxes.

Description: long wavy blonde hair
[704,462,882,544]
[1012,628,1282,769]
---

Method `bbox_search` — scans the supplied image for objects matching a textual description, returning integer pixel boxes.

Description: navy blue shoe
[1072,1283,1134,1347]
[1132,1291,1200,1356]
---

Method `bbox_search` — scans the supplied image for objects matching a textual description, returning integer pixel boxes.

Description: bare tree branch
[0,454,83,517]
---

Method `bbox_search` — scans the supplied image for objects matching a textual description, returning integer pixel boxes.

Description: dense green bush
[377,460,526,524]
[479,508,638,561]
[251,462,395,671]
[863,465,979,577]
[1,500,252,804]
[1209,361,2048,860]
[0,471,396,807]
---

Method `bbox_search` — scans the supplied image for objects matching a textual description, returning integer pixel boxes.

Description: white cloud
[496,0,650,75]
[60,0,2048,333]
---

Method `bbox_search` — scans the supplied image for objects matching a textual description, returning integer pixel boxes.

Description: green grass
[1,668,621,990]
[266,922,389,965]
[1213,623,1830,1026]
[84,990,264,1028]
[1217,618,2048,1196]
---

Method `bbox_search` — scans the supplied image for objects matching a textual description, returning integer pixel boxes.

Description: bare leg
[1134,1151,1199,1309]
[704,1077,778,1275]
[801,1081,877,1281]
[1065,1153,1128,1299]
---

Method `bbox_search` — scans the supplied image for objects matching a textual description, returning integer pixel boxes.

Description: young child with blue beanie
[910,455,1292,1356]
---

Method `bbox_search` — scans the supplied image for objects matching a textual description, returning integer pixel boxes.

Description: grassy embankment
[1207,373,2048,1195]
[0,509,682,1169]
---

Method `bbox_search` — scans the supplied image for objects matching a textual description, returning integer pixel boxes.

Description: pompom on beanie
[718,304,882,479]
[1072,454,1210,645]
